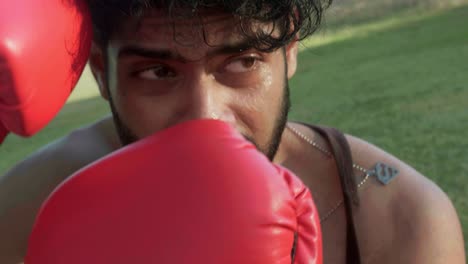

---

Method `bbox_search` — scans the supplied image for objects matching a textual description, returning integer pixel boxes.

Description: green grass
[322,0,468,29]
[1,4,467,251]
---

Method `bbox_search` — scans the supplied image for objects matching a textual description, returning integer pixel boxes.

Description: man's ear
[88,42,109,100]
[285,40,299,79]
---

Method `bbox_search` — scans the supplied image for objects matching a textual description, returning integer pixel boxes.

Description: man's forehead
[118,9,244,47]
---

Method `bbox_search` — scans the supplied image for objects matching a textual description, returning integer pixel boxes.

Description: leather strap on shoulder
[296,122,362,264]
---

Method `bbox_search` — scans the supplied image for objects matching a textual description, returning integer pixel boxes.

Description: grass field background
[1,2,467,252]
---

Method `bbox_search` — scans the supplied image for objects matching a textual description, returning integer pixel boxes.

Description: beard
[107,80,291,161]
[108,99,139,147]
[242,84,290,160]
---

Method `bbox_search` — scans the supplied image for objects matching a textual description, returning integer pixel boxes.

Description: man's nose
[181,74,236,125]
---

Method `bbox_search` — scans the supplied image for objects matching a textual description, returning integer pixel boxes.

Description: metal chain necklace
[286,124,372,223]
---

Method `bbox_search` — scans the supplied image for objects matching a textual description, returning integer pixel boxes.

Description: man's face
[93,10,299,160]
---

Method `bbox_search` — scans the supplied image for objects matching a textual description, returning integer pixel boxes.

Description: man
[0,1,465,263]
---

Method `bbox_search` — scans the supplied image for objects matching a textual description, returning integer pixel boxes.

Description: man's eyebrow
[119,46,183,61]
[208,41,254,57]
[118,41,255,62]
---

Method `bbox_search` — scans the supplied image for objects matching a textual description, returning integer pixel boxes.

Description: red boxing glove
[0,0,92,144]
[25,120,322,264]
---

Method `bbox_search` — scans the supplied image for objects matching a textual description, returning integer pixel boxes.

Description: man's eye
[137,66,176,80]
[224,56,259,73]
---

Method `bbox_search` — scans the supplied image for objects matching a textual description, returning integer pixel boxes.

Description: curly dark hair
[87,0,332,52]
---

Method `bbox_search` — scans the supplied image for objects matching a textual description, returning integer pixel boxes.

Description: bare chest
[281,148,350,264]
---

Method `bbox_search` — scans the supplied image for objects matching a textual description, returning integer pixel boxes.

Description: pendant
[372,162,399,185]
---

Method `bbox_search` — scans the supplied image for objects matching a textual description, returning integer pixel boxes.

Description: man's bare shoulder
[0,116,118,263]
[345,134,466,263]
[3,115,118,178]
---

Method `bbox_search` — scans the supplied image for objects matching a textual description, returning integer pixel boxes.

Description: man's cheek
[231,88,266,117]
